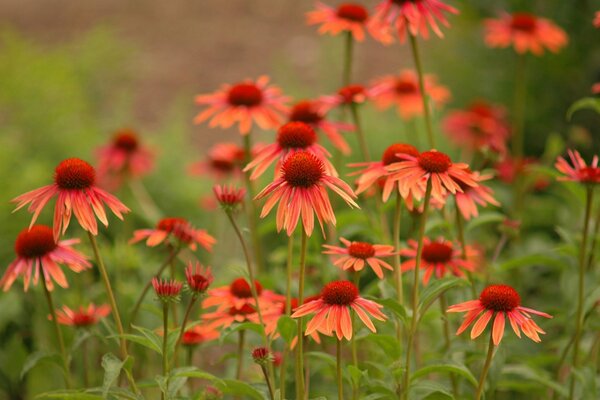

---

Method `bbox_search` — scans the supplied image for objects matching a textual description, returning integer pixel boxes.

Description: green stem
[172,295,198,365]
[41,276,72,388]
[169,259,179,327]
[261,365,275,400]
[243,133,264,273]
[349,103,370,161]
[342,31,353,87]
[408,34,435,148]
[512,54,527,158]
[475,332,496,400]
[393,192,404,342]
[568,186,595,399]
[236,330,246,380]
[337,339,344,400]
[128,179,162,222]
[585,204,600,270]
[161,302,169,400]
[351,273,359,400]
[440,294,459,397]
[454,202,477,298]
[296,231,308,400]
[402,180,432,399]
[280,234,295,400]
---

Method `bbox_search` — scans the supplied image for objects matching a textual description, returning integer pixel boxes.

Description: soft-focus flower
[401,237,476,285]
[194,76,289,135]
[203,303,261,330]
[454,171,499,220]
[484,12,568,55]
[292,280,386,340]
[185,262,213,295]
[555,149,600,185]
[130,217,216,251]
[152,277,183,303]
[595,11,600,29]
[319,84,382,113]
[288,100,354,155]
[448,284,552,345]
[0,225,91,292]
[442,101,510,156]
[181,325,220,347]
[371,70,450,120]
[255,151,359,236]
[323,237,397,279]
[349,143,420,202]
[96,128,154,189]
[188,142,246,180]
[202,278,283,313]
[494,156,533,184]
[213,184,246,210]
[251,347,273,365]
[12,158,130,241]
[53,303,111,327]
[244,122,336,180]
[592,83,600,95]
[369,0,458,43]
[386,150,477,203]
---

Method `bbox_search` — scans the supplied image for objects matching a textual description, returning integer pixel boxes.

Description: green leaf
[21,351,63,379]
[567,97,600,120]
[117,334,162,354]
[360,334,401,360]
[305,351,336,368]
[496,254,564,271]
[409,381,453,400]
[215,379,265,399]
[101,353,128,397]
[219,322,265,344]
[502,365,567,397]
[276,316,297,344]
[466,212,505,232]
[418,277,467,316]
[347,365,367,388]
[35,391,103,400]
[411,362,478,387]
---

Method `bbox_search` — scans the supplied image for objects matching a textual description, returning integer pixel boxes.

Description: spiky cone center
[418,151,452,173]
[510,13,537,32]
[347,241,376,259]
[187,274,211,294]
[214,185,246,207]
[54,158,96,190]
[229,278,263,298]
[71,312,97,327]
[392,0,419,5]
[228,303,256,316]
[251,347,273,365]
[394,80,418,95]
[156,217,193,242]
[152,278,183,303]
[289,101,323,124]
[480,284,521,312]
[210,158,237,172]
[113,130,139,152]
[580,167,600,184]
[382,143,420,165]
[277,122,317,149]
[338,84,365,104]
[422,242,453,263]
[227,83,263,107]
[282,151,324,188]
[182,330,205,346]
[336,4,368,23]
[322,281,359,306]
[15,225,58,258]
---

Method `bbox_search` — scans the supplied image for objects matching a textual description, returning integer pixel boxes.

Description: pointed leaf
[411,362,478,387]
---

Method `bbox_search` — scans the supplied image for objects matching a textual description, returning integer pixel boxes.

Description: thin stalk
[408,34,435,148]
[242,133,264,273]
[296,231,308,400]
[41,276,72,388]
[351,273,360,400]
[128,179,162,222]
[261,365,275,400]
[169,259,179,327]
[236,330,246,380]
[568,186,595,399]
[349,103,371,161]
[279,347,290,400]
[440,294,459,397]
[280,234,295,400]
[512,54,527,159]
[337,339,344,400]
[402,181,432,399]
[393,192,404,342]
[172,294,198,364]
[475,332,496,400]
[342,31,353,87]
[585,204,600,270]
[454,202,477,298]
[161,302,169,400]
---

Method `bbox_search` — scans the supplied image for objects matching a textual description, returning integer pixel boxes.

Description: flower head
[448,284,552,345]
[53,303,111,327]
[595,11,600,29]
[194,76,289,135]
[185,262,213,295]
[323,237,398,279]
[152,277,183,303]
[213,184,246,210]
[130,217,216,251]
[454,171,499,220]
[12,158,130,241]
[181,325,220,347]
[188,142,247,180]
[251,347,273,366]
[202,278,283,313]
[291,280,387,340]
[0,225,91,292]
[255,151,359,236]
[484,12,568,55]
[319,84,383,113]
[555,149,600,185]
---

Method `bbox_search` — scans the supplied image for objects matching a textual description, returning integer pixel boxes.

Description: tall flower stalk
[475,332,496,400]
[296,231,308,400]
[408,34,435,148]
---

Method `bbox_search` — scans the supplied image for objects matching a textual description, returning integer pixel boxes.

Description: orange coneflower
[53,303,111,327]
[0,225,91,292]
[256,151,359,236]
[12,158,130,241]
[152,277,183,303]
[448,284,552,345]
[555,149,600,185]
[181,325,220,347]
[594,11,600,29]
[213,184,246,208]
[188,142,247,180]
[202,278,284,313]
[319,84,382,113]
[323,237,397,279]
[484,12,568,55]
[130,217,216,251]
[194,76,290,135]
[454,171,499,220]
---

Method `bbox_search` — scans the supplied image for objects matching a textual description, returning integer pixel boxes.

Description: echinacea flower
[323,237,397,278]
[349,143,420,202]
[202,278,283,313]
[244,121,336,180]
[203,304,263,331]
[255,151,359,236]
[152,277,183,303]
[386,150,477,202]
[185,262,213,295]
[401,237,476,284]
[194,76,289,135]
[595,11,600,29]
[0,225,91,292]
[484,12,568,55]
[96,128,154,189]
[494,156,533,184]
[188,142,246,180]
[288,100,354,155]
[448,284,552,345]
[454,171,499,220]
[555,149,600,185]
[442,101,510,156]
[291,280,386,340]
[251,347,273,365]
[181,325,220,347]
[370,70,450,120]
[213,184,246,209]
[12,158,130,241]
[130,217,216,251]
[369,0,459,43]
[53,303,111,327]
[319,84,381,113]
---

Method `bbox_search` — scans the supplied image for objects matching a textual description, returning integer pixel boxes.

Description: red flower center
[418,151,452,173]
[282,151,324,188]
[252,347,270,361]
[277,122,317,149]
[72,312,96,327]
[469,101,494,119]
[382,143,420,165]
[392,0,418,5]
[54,158,96,190]
[394,80,418,95]
[579,167,600,183]
[227,83,264,107]
[182,330,204,345]
[321,281,359,306]
[210,158,236,172]
[347,241,376,259]
[230,278,263,298]
[157,217,188,232]
[479,284,521,312]
[338,84,365,104]
[336,4,368,23]
[228,303,256,316]
[422,242,453,264]
[189,274,211,292]
[14,225,57,258]
[510,13,537,32]
[289,101,323,125]
[113,131,139,152]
